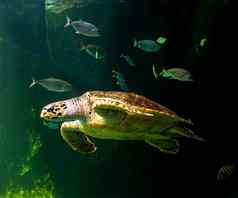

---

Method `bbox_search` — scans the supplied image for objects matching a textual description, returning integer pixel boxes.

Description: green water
[0,0,236,198]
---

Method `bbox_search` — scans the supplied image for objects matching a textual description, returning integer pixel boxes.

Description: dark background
[0,0,236,197]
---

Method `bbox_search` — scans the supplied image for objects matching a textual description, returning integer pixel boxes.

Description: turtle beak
[40,105,52,120]
[40,108,47,119]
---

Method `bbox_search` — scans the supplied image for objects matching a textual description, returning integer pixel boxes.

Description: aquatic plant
[18,128,42,176]
[0,174,56,198]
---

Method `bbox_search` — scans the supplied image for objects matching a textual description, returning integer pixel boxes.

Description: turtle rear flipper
[145,138,179,154]
[60,121,97,154]
[170,126,205,141]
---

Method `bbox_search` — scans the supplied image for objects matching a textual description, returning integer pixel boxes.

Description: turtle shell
[82,91,194,141]
[88,91,179,118]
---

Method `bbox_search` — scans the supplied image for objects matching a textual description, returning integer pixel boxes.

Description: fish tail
[133,39,137,47]
[79,42,86,51]
[64,16,71,28]
[29,77,37,88]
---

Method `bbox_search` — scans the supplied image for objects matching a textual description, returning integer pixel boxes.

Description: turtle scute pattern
[87,91,177,117]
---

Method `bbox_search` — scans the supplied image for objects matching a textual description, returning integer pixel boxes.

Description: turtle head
[40,96,89,123]
[40,101,68,122]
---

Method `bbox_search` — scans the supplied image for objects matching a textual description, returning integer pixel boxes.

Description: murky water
[0,1,236,198]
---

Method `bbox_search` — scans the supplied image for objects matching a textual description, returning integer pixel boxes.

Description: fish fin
[170,126,205,142]
[29,77,37,88]
[64,16,71,28]
[145,138,179,154]
[133,39,137,47]
[75,31,80,34]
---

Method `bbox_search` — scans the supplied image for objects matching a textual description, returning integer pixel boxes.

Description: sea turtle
[40,91,204,154]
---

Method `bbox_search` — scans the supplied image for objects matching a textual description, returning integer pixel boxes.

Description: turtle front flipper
[60,121,97,154]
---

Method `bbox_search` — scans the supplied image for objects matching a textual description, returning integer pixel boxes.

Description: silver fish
[120,54,136,67]
[160,68,194,82]
[80,44,106,60]
[112,70,129,91]
[64,16,100,37]
[217,164,235,181]
[200,38,208,47]
[193,38,208,55]
[29,77,72,92]
[133,39,161,52]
